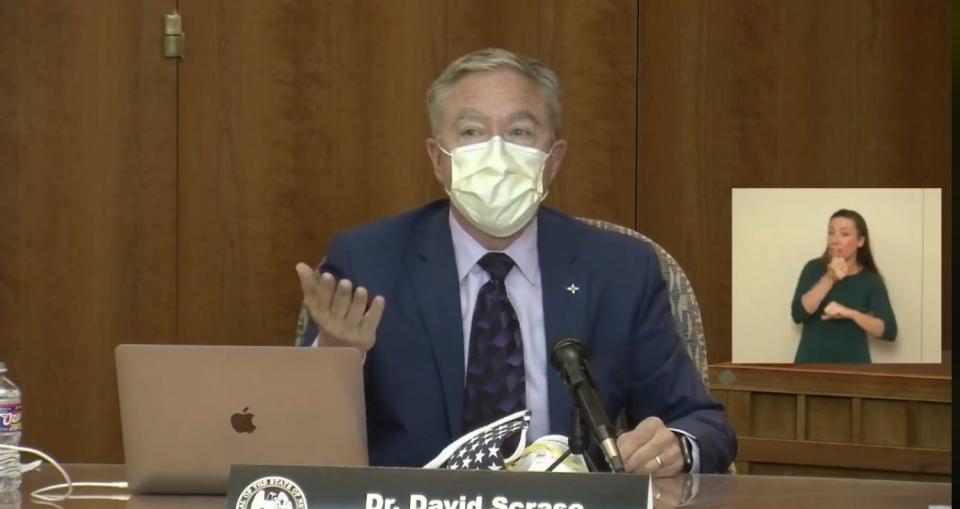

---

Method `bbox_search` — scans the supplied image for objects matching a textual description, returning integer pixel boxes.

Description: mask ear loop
[537,144,557,201]
[436,142,454,158]
[434,142,456,198]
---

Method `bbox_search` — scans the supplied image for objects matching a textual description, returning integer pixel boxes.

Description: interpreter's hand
[821,301,851,320]
[616,417,684,477]
[827,257,848,282]
[295,262,386,352]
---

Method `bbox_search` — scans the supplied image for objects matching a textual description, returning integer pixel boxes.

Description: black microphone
[550,338,625,473]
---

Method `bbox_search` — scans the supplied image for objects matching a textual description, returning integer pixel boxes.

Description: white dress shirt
[448,212,550,440]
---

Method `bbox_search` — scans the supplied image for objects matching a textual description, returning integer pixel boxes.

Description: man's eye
[510,128,531,137]
[461,128,481,137]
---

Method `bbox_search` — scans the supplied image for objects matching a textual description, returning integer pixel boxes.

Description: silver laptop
[115,344,368,494]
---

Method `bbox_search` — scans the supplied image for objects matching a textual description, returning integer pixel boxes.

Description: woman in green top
[791,209,897,363]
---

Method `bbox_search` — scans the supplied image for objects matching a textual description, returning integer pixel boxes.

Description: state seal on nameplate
[235,476,309,509]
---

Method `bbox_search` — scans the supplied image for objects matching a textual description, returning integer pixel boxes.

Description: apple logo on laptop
[231,407,256,433]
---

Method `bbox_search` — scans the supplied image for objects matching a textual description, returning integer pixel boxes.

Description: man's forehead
[453,108,541,124]
[453,67,539,92]
[445,70,548,110]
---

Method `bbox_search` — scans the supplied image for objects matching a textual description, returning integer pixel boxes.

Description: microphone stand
[546,406,598,472]
[571,406,599,472]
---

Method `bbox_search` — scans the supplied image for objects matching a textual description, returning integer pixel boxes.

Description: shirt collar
[449,211,540,287]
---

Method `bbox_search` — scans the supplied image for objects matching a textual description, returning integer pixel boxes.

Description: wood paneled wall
[0,0,637,462]
[0,0,950,465]
[710,363,952,481]
[638,0,951,363]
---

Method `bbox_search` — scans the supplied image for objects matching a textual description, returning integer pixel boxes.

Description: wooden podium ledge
[708,361,951,402]
[706,361,951,481]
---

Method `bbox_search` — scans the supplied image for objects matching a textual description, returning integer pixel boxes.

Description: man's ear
[542,139,568,188]
[426,138,448,187]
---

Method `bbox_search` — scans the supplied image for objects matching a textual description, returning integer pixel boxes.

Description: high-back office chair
[574,218,710,388]
[295,278,322,347]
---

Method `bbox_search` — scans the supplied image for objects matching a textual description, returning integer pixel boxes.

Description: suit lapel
[407,204,466,438]
[538,209,588,436]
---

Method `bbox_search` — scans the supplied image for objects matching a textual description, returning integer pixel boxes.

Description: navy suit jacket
[303,200,736,472]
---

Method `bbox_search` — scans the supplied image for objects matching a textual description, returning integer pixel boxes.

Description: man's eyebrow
[454,109,488,122]
[506,111,541,125]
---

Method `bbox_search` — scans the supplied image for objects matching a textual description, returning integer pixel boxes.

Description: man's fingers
[623,439,657,473]
[640,448,682,477]
[640,443,682,477]
[618,417,665,473]
[295,266,383,350]
[359,295,386,340]
[617,416,661,456]
[329,278,354,320]
[621,425,678,474]
[297,265,338,325]
[344,286,369,327]
[627,429,683,477]
[295,263,319,300]
[314,272,337,318]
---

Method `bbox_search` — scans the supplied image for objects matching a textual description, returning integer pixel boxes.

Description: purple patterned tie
[463,252,525,434]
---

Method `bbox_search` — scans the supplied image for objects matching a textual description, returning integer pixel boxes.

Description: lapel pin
[566,283,580,295]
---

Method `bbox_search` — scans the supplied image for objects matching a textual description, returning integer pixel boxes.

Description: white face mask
[439,136,551,238]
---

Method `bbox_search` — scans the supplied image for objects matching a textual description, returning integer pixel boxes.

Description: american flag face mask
[423,410,532,471]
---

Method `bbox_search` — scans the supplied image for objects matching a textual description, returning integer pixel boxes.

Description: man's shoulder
[538,207,659,264]
[333,200,448,248]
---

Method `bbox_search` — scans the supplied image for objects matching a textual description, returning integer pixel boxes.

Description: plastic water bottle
[0,362,22,496]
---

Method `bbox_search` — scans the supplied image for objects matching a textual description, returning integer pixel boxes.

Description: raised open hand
[296,262,385,352]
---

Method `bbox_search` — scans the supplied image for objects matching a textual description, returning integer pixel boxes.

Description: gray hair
[427,48,563,138]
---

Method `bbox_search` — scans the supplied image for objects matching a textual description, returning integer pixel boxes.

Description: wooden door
[0,1,178,462]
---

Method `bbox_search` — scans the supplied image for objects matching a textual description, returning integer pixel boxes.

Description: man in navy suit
[296,48,736,476]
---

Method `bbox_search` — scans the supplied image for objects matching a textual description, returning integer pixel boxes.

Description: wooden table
[10,464,952,508]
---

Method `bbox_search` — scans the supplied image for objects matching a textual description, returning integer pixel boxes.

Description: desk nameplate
[227,465,651,509]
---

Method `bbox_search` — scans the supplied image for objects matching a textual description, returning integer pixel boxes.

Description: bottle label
[0,404,22,432]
